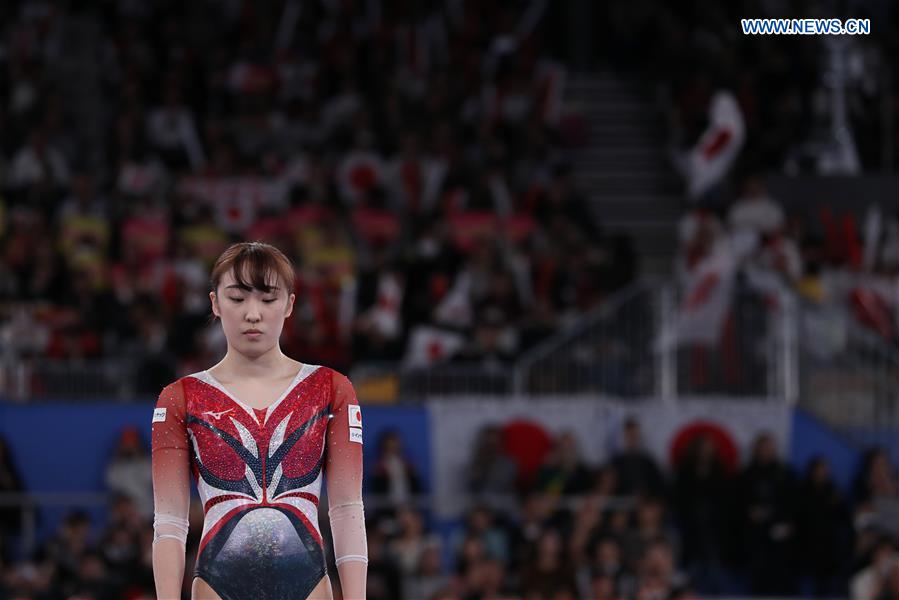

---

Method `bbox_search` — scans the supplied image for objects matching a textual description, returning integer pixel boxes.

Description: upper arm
[325,370,364,507]
[151,380,191,519]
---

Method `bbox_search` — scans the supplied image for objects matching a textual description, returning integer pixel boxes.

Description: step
[590,206,680,221]
[587,127,662,139]
[577,173,680,188]
[569,73,681,273]
[578,97,654,109]
[575,158,670,171]
[568,84,647,97]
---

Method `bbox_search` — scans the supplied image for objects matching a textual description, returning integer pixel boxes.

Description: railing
[0,357,145,402]
[667,280,798,402]
[352,361,514,402]
[799,302,899,428]
[513,282,658,397]
[0,280,800,403]
[513,278,797,401]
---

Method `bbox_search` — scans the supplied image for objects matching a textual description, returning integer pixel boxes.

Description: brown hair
[210,242,296,294]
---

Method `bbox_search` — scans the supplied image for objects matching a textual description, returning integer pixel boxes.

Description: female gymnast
[151,241,367,599]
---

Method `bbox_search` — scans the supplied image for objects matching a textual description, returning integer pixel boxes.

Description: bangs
[230,253,285,293]
[211,242,296,293]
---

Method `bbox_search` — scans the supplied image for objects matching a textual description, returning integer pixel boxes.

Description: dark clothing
[675,459,735,594]
[675,460,733,564]
[611,450,667,498]
[521,563,579,599]
[795,479,852,596]
[738,461,798,595]
[533,462,594,496]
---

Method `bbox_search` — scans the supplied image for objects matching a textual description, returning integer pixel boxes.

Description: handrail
[0,277,804,402]
[796,295,899,427]
[512,279,655,394]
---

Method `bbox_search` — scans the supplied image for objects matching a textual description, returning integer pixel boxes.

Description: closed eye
[263,299,277,303]
[228,297,244,303]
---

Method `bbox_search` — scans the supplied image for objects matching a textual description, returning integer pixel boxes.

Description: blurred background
[1,0,899,598]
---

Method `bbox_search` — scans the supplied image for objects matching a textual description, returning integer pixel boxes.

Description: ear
[284,292,295,319]
[209,291,220,318]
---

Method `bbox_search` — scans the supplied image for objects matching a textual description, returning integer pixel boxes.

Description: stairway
[567,73,684,276]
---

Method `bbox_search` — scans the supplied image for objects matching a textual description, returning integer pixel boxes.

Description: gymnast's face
[210,268,295,357]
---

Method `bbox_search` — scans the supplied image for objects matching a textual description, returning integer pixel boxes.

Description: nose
[245,298,262,323]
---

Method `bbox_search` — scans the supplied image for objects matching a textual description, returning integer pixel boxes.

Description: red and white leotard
[151,364,366,600]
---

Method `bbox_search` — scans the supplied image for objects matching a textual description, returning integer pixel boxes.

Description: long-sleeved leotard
[151,365,366,600]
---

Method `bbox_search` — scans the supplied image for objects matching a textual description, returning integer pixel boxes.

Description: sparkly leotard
[151,365,364,600]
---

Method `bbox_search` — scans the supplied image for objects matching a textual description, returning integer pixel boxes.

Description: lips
[243,329,263,335]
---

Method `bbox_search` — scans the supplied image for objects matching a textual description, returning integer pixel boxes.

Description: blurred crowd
[6,421,899,599]
[604,0,898,177]
[671,144,899,392]
[0,0,636,394]
[646,0,899,380]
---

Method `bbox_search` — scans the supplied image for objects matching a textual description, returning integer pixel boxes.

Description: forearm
[336,560,367,599]
[152,538,186,600]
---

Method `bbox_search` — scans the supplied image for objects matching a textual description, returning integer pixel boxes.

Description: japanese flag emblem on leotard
[348,405,362,427]
[348,405,363,444]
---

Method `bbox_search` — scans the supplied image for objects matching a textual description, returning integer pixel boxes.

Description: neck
[212,345,292,379]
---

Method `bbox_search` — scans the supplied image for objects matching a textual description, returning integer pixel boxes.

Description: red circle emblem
[501,419,553,486]
[669,420,740,474]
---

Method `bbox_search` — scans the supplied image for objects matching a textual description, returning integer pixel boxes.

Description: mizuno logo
[203,408,234,420]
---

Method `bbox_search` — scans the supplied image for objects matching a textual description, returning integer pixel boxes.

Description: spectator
[351,243,405,361]
[370,430,423,510]
[403,541,448,600]
[453,503,510,565]
[466,425,518,505]
[7,129,70,193]
[674,433,733,594]
[36,510,93,595]
[877,560,899,600]
[364,524,403,600]
[104,426,153,519]
[386,506,439,576]
[738,432,798,595]
[580,535,632,597]
[632,537,689,600]
[622,496,679,574]
[533,431,593,497]
[796,456,853,597]
[855,448,899,506]
[464,556,510,599]
[727,176,786,237]
[0,436,27,559]
[610,418,667,498]
[852,536,897,600]
[521,528,579,600]
[854,448,899,537]
[71,550,116,600]
[569,493,606,565]
[588,572,623,600]
[145,79,205,170]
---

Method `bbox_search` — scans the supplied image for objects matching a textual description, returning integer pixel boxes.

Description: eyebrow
[225,284,280,291]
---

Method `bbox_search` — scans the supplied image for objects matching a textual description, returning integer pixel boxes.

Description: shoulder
[330,366,352,384]
[320,367,358,404]
[159,377,186,395]
[156,377,190,405]
[312,365,351,387]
